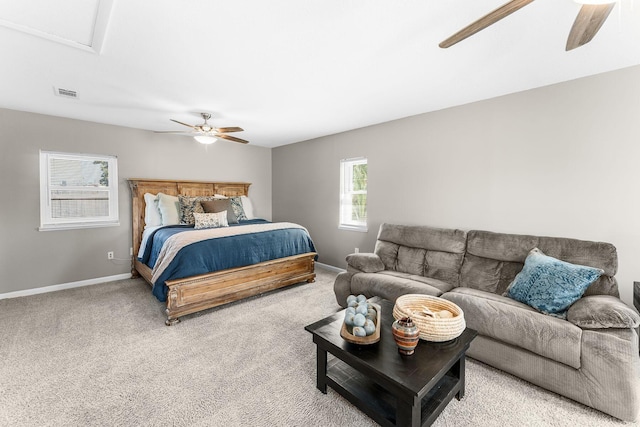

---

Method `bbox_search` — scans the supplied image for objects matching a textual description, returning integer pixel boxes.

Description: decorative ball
[438,310,453,319]
[353,313,366,327]
[355,304,368,315]
[357,294,367,303]
[363,319,376,336]
[352,326,366,337]
[344,313,356,326]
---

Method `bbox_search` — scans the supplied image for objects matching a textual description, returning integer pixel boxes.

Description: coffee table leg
[396,396,421,427]
[316,346,327,394]
[455,356,466,400]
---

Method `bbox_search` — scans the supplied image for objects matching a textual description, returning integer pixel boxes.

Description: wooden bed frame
[128,178,316,325]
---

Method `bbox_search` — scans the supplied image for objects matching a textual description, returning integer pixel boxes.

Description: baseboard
[0,273,132,300]
[2,263,344,300]
[315,262,346,273]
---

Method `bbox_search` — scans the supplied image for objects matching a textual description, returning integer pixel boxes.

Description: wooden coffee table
[305,298,477,427]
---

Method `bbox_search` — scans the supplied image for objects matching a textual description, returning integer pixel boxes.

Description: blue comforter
[139,219,317,302]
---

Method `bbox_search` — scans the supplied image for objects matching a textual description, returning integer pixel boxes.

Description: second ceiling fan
[439,0,617,51]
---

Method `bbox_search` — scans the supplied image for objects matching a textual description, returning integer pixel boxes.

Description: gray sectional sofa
[334,223,640,421]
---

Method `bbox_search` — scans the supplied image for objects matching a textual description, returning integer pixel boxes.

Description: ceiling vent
[54,87,79,99]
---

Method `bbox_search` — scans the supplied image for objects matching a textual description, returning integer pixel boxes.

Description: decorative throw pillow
[229,197,248,221]
[178,195,226,225]
[201,199,239,224]
[156,193,180,225]
[241,195,255,219]
[143,193,162,228]
[505,248,604,318]
[193,211,229,229]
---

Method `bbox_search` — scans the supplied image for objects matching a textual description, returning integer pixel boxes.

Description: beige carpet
[0,266,636,426]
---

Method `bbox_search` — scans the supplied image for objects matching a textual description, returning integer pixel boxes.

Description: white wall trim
[0,273,132,300]
[315,262,346,273]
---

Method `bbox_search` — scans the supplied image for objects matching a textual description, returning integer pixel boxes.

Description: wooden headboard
[127,178,251,261]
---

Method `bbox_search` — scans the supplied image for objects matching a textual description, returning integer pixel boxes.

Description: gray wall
[273,64,640,306]
[0,108,272,294]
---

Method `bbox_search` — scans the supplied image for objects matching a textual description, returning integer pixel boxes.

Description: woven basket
[393,294,466,342]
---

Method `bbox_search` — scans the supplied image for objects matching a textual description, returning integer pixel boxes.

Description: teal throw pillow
[505,248,603,318]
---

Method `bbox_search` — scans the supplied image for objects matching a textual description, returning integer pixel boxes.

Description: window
[340,157,368,231]
[39,151,119,230]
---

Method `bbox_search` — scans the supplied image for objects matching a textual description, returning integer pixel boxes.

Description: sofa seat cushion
[442,287,582,369]
[351,271,448,303]
[378,271,454,293]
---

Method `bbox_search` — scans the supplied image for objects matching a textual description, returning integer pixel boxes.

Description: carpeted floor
[0,266,637,426]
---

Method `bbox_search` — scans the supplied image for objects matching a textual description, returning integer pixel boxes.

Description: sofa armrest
[345,253,385,273]
[567,295,640,329]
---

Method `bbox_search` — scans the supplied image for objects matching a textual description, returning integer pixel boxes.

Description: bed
[128,178,317,325]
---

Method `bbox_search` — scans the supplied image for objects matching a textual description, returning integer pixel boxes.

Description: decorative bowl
[340,302,381,345]
[392,294,465,342]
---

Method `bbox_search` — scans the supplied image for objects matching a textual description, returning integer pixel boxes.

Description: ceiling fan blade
[154,131,194,134]
[439,0,536,48]
[565,3,615,51]
[215,127,244,133]
[216,134,249,144]
[154,131,197,137]
[170,119,197,129]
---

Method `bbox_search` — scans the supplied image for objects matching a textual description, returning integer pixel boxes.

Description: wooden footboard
[135,253,316,325]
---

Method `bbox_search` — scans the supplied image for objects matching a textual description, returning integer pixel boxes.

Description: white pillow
[156,193,180,225]
[193,211,229,229]
[143,193,162,228]
[241,195,255,219]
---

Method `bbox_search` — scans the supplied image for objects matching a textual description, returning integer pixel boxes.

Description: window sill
[39,221,120,231]
[339,224,368,233]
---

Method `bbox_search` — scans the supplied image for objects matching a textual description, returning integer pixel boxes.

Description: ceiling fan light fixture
[194,135,217,145]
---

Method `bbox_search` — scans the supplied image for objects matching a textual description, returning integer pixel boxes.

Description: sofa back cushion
[374,224,467,286]
[460,230,619,297]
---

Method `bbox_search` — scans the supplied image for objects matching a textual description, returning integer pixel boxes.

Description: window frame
[339,157,368,232]
[39,150,119,231]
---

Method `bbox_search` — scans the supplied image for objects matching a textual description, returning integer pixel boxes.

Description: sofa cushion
[397,246,427,276]
[345,253,385,273]
[351,272,446,303]
[505,248,603,318]
[460,253,522,295]
[567,295,640,329]
[460,230,619,297]
[442,287,583,369]
[378,271,454,294]
[374,223,467,286]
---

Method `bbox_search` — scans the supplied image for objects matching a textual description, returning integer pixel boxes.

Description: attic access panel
[0,0,113,53]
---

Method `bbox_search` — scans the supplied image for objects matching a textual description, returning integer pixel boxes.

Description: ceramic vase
[391,317,420,355]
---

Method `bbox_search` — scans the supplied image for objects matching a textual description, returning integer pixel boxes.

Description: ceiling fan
[439,0,617,51]
[156,112,249,145]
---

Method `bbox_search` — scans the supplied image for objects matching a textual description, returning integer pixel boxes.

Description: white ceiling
[1,0,639,148]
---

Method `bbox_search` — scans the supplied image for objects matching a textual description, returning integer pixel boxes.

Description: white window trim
[339,157,368,232]
[39,151,119,231]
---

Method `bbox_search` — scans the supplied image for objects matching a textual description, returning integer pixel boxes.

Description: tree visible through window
[340,157,367,231]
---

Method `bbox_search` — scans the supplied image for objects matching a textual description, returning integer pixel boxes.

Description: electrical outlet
[107,251,114,260]
[355,248,359,253]
[129,247,133,256]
